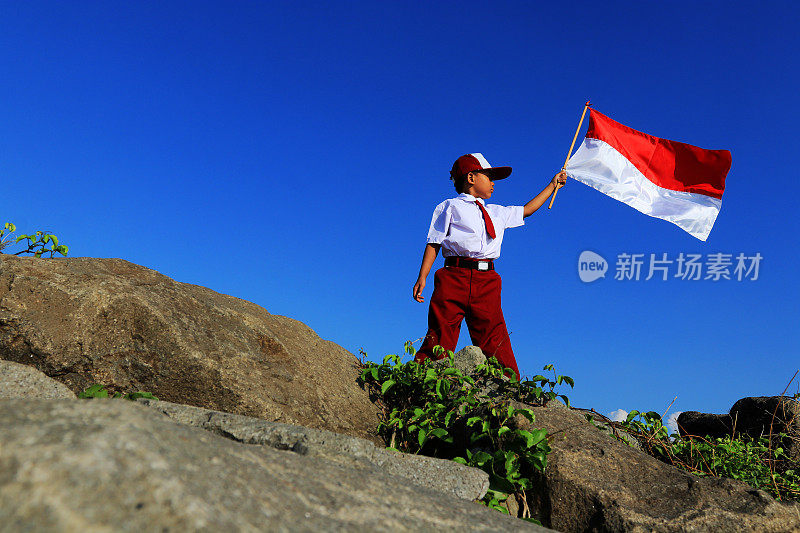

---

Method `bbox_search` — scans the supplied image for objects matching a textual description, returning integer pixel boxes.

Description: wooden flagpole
[548,100,591,209]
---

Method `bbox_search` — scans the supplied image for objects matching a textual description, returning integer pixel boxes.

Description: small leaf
[472,451,492,466]
[78,384,109,399]
[515,408,535,422]
[528,428,547,446]
[428,428,450,441]
[381,380,396,394]
[505,453,518,475]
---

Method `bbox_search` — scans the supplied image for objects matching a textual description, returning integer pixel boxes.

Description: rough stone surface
[436,345,487,375]
[0,359,76,399]
[676,410,733,437]
[730,396,800,448]
[136,398,489,502]
[513,402,800,532]
[571,407,642,451]
[0,255,381,443]
[0,399,549,532]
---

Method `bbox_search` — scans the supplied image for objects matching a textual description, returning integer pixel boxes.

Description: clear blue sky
[2,2,798,425]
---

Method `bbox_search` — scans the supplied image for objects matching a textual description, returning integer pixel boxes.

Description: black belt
[445,257,495,271]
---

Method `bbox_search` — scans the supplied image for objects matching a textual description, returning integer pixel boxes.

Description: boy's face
[468,172,494,199]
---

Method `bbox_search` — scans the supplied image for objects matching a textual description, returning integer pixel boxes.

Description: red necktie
[475,201,496,239]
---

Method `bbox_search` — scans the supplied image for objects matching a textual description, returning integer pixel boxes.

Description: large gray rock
[676,410,733,438]
[434,345,487,375]
[0,255,380,443]
[0,359,75,399]
[0,399,549,532]
[730,396,799,431]
[513,402,800,532]
[135,398,489,502]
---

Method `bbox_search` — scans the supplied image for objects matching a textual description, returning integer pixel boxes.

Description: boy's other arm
[413,243,440,302]
[523,170,567,218]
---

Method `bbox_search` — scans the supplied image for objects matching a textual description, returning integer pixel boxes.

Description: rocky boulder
[134,398,489,502]
[0,359,76,399]
[0,399,548,531]
[675,410,734,437]
[0,255,380,443]
[513,402,800,532]
[678,396,800,461]
[434,345,488,375]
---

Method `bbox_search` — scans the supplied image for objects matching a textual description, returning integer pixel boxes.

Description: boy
[412,153,567,378]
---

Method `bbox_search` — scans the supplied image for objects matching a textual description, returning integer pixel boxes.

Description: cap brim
[482,166,512,180]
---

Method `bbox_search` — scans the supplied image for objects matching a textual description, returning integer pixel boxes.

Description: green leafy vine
[359,343,574,522]
[0,222,69,258]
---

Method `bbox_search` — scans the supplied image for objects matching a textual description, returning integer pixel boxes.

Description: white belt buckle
[477,261,489,271]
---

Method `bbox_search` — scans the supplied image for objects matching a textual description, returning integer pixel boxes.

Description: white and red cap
[450,153,512,181]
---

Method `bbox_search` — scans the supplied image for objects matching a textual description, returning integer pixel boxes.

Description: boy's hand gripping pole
[548,100,591,209]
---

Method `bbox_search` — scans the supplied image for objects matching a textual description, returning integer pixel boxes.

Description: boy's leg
[464,270,520,379]
[415,267,468,363]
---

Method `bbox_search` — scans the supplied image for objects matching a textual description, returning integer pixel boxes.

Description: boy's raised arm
[413,243,440,302]
[523,170,567,218]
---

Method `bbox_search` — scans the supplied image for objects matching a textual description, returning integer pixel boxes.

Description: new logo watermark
[578,251,762,283]
[578,251,608,283]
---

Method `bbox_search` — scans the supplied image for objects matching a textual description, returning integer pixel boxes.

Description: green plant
[621,410,672,457]
[78,383,158,401]
[670,434,799,498]
[520,363,574,407]
[0,222,69,257]
[609,408,800,501]
[359,343,573,522]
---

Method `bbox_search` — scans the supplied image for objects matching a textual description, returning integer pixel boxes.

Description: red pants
[415,266,520,378]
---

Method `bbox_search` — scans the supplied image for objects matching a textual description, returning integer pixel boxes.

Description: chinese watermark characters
[578,251,762,283]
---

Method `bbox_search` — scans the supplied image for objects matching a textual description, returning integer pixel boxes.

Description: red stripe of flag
[586,110,731,200]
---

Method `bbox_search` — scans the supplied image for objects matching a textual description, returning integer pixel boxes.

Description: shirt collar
[457,193,485,206]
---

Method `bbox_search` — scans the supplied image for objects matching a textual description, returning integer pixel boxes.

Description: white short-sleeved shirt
[426,193,525,259]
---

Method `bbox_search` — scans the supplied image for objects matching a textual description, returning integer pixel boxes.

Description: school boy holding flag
[412,152,566,378]
[411,103,731,378]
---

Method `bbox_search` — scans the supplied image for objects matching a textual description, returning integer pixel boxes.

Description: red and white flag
[565,109,731,241]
